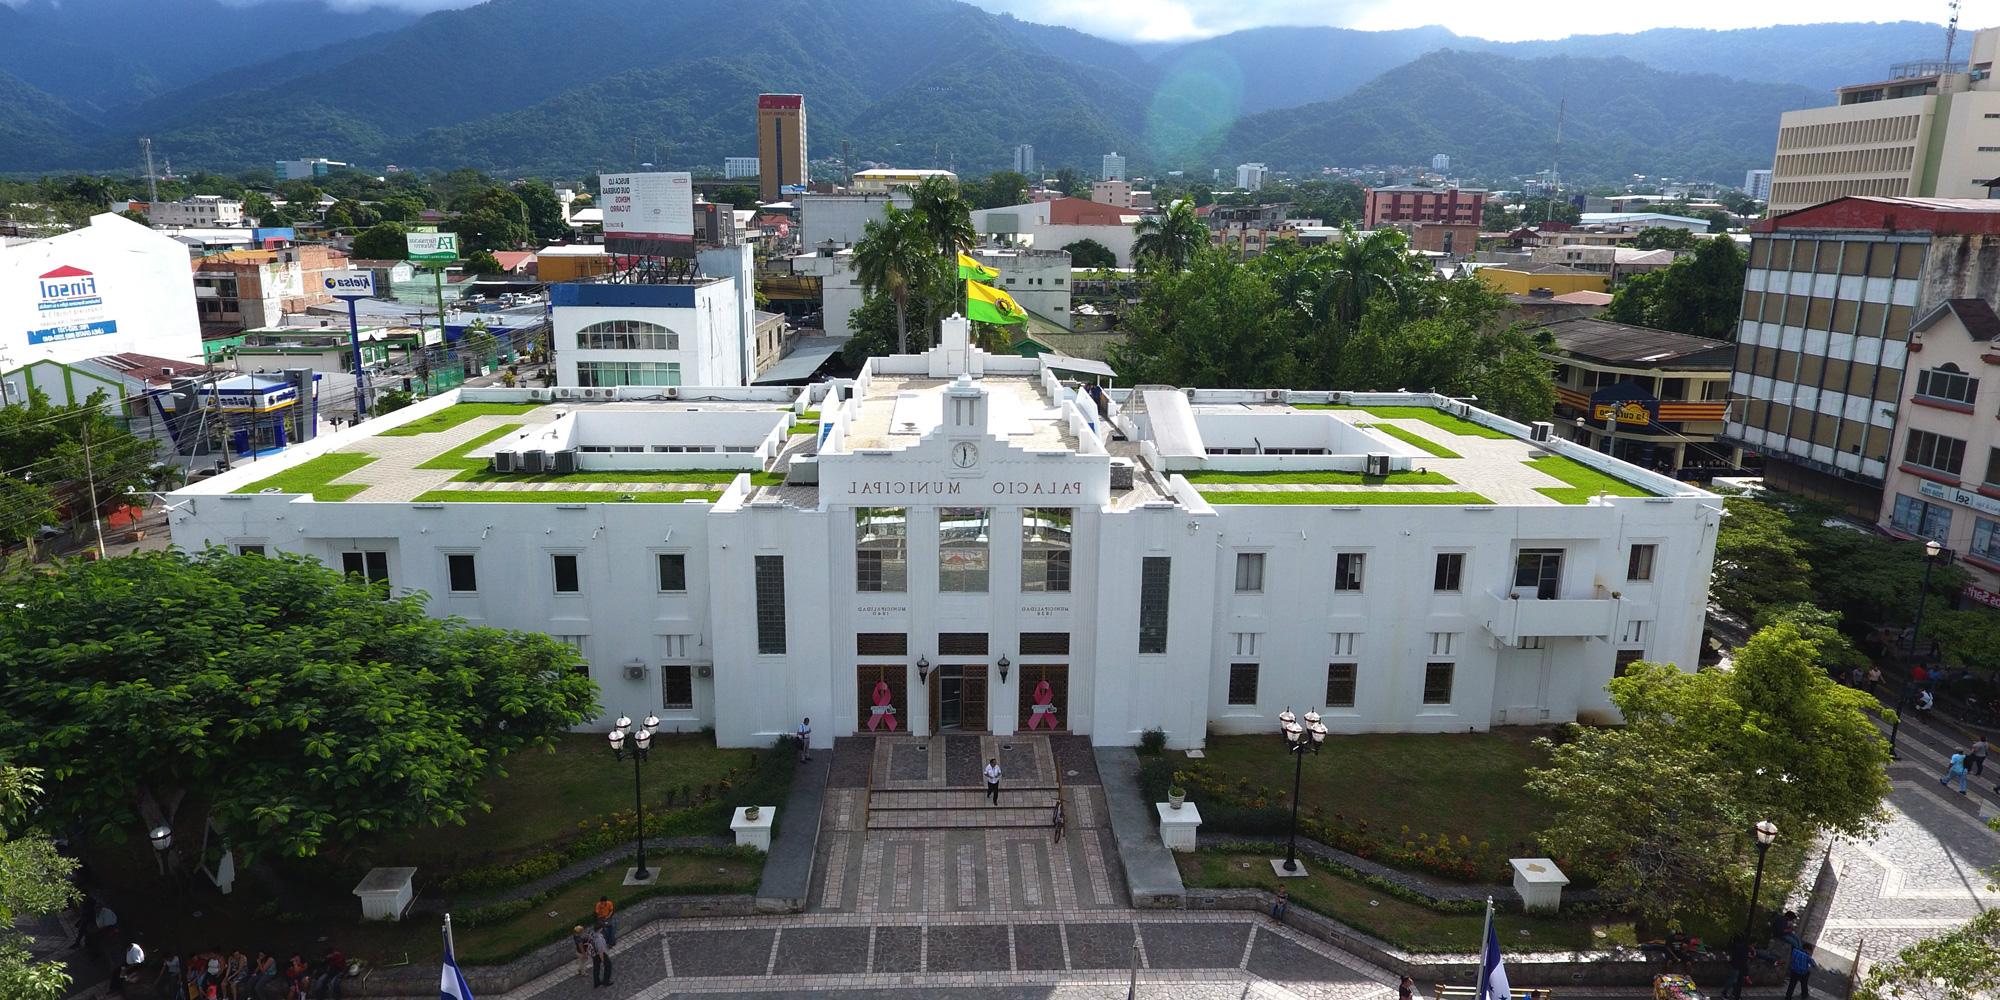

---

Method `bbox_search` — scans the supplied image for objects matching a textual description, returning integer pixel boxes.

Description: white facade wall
[974,249,1072,326]
[149,198,244,227]
[0,213,203,366]
[552,284,744,388]
[789,252,866,339]
[1102,153,1126,182]
[724,157,760,179]
[798,193,912,249]
[971,202,1140,267]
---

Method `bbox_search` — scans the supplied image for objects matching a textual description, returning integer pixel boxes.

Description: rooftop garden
[1199,490,1494,505]
[233,452,377,501]
[410,489,724,503]
[1526,454,1658,504]
[416,423,525,470]
[378,401,544,436]
[1295,403,1512,439]
[452,468,785,486]
[1180,469,1454,486]
[1355,422,1460,459]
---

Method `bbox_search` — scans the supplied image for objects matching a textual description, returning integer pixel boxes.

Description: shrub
[1139,728,1168,755]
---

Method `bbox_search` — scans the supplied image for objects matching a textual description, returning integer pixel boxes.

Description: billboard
[406,232,460,263]
[322,270,376,299]
[28,265,117,346]
[600,171,694,257]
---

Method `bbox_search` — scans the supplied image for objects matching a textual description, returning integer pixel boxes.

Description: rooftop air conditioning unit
[623,664,648,681]
[529,388,551,402]
[1109,458,1135,490]
[1265,389,1285,402]
[555,387,580,400]
[552,449,577,475]
[1365,453,1392,477]
[520,450,547,474]
[1529,421,1553,443]
[664,387,679,399]
[489,451,516,473]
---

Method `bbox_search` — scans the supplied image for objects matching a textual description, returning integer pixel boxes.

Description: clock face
[951,441,979,469]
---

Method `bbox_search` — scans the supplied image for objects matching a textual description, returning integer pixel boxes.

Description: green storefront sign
[406,232,460,263]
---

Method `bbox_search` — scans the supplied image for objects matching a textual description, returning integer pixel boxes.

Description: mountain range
[0,0,1951,184]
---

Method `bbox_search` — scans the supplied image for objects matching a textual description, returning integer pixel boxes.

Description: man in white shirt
[984,757,1002,805]
[797,717,812,762]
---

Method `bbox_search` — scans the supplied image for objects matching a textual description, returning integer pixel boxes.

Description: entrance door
[929,665,988,732]
[1018,663,1068,731]
[938,667,964,730]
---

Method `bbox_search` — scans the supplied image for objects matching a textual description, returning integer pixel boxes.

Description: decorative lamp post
[149,824,173,876]
[1909,539,1943,655]
[1742,819,1778,944]
[608,713,660,882]
[998,654,1011,683]
[1276,707,1328,874]
[916,656,931,685]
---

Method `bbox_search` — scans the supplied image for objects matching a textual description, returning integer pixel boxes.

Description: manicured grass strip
[789,420,820,436]
[454,466,761,484]
[234,452,377,501]
[1180,469,1454,485]
[1199,490,1493,505]
[378,401,542,436]
[411,490,722,503]
[749,471,786,487]
[799,409,821,420]
[418,423,526,471]
[1358,422,1462,459]
[1525,455,1656,505]
[1296,403,1510,439]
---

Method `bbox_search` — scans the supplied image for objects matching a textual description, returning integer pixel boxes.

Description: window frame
[937,506,991,593]
[1226,662,1260,706]
[551,553,581,595]
[1334,551,1366,592]
[1235,551,1266,593]
[1627,544,1657,582]
[660,664,695,711]
[341,550,389,586]
[656,552,687,593]
[1904,428,1968,476]
[1914,364,1977,407]
[1326,663,1357,708]
[754,555,787,655]
[1020,507,1073,593]
[1433,551,1464,592]
[1421,662,1455,706]
[855,507,909,593]
[446,552,478,593]
[1138,556,1171,654]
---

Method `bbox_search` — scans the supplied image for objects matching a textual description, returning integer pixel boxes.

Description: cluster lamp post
[1277,707,1329,874]
[608,713,660,882]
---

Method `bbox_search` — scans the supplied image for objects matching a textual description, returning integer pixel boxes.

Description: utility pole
[81,419,106,559]
[140,138,159,204]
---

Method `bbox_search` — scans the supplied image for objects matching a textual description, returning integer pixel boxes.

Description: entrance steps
[865,784,1063,830]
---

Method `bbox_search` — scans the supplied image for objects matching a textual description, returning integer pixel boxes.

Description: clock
[950,441,979,469]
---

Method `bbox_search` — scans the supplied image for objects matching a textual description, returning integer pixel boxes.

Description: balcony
[1476,587,1618,643]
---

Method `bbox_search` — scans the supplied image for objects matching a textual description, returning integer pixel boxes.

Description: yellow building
[757,94,808,201]
[849,169,957,193]
[1475,263,1610,296]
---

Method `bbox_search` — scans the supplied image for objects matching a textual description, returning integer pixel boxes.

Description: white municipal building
[168,319,1720,749]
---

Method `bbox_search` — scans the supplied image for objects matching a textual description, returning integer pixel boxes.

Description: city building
[550,244,757,389]
[190,244,350,333]
[1391,221,1478,257]
[797,192,914,249]
[145,196,245,228]
[971,198,1140,266]
[1364,185,1487,228]
[1721,196,2000,515]
[1575,213,1712,232]
[975,248,1071,324]
[849,169,956,194]
[1236,163,1268,191]
[163,319,1719,747]
[1745,169,1774,203]
[1433,154,1452,173]
[275,158,345,180]
[1767,27,2000,213]
[1474,262,1611,296]
[1089,180,1133,208]
[1501,289,1612,327]
[1538,317,1740,476]
[1878,298,2000,601]
[1530,245,1682,280]
[1102,152,1126,182]
[0,213,203,366]
[757,94,809,201]
[724,157,760,180]
[1013,144,1036,176]
[536,245,612,284]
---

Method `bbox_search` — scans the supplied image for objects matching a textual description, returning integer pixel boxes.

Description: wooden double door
[929,664,988,732]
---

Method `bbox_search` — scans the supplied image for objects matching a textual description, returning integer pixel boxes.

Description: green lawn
[1178,851,1634,953]
[233,452,377,501]
[454,856,760,965]
[1297,404,1511,439]
[453,467,765,485]
[789,421,820,436]
[412,490,722,504]
[1199,490,1493,505]
[1180,469,1454,485]
[1193,731,1553,854]
[1358,422,1462,459]
[1525,455,1657,504]
[417,423,526,471]
[378,402,543,436]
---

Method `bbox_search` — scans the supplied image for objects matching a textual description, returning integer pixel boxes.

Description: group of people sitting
[132,946,347,1000]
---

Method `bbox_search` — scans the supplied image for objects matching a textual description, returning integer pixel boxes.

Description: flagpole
[1477,895,1493,1000]
[443,912,456,958]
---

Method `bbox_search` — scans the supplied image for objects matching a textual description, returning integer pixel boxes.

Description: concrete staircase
[865,786,1061,830]
[863,734,1064,831]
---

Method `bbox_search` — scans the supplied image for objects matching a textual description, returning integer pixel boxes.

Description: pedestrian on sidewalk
[797,717,812,762]
[1784,943,1816,1000]
[1941,751,1970,794]
[1917,689,1935,714]
[589,925,613,989]
[1051,795,1066,842]
[1723,935,1750,1000]
[1269,885,1289,922]
[984,757,1002,805]
[1398,975,1416,1000]
[1865,665,1882,690]
[1970,735,1989,776]
[593,895,616,947]
[570,926,591,978]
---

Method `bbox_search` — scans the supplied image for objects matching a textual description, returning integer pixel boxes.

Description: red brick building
[1364,185,1487,229]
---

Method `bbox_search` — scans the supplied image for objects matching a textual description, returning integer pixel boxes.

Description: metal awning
[753,337,843,384]
[1042,355,1115,379]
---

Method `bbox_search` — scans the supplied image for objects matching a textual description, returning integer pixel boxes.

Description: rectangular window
[661,664,694,710]
[1915,366,1978,406]
[754,555,786,654]
[1972,518,2000,562]
[574,360,682,388]
[1020,508,1072,592]
[1422,662,1455,705]
[1227,663,1260,706]
[1138,556,1171,654]
[1430,631,1458,656]
[236,543,266,557]
[1988,448,2000,488]
[938,507,990,592]
[1614,649,1645,678]
[1326,663,1357,708]
[447,553,478,593]
[1331,632,1358,656]
[1235,552,1265,593]
[1904,428,1967,475]
[1232,632,1261,656]
[661,634,690,658]
[1890,494,1954,542]
[856,632,908,656]
[341,550,389,586]
[552,554,580,594]
[1433,552,1464,592]
[1621,620,1651,645]
[1020,632,1070,655]
[1627,544,1656,582]
[656,553,687,592]
[855,507,908,593]
[938,632,988,655]
[1334,552,1365,591]
[552,634,588,671]
[1514,548,1563,599]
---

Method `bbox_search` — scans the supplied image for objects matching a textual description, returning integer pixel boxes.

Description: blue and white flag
[441,940,475,1000]
[1477,917,1513,1000]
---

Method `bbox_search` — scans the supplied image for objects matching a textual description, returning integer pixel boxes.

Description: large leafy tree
[1857,908,2000,1000]
[1530,621,1891,923]
[0,550,599,861]
[0,389,158,538]
[1606,236,1747,340]
[512,178,572,244]
[1632,227,1699,250]
[350,221,410,261]
[1712,494,1815,621]
[1061,239,1116,269]
[450,185,531,254]
[969,171,1029,210]
[906,175,975,259]
[1131,198,1208,272]
[0,765,79,1000]
[853,205,943,354]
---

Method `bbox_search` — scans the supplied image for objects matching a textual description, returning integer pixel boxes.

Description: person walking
[1970,735,1989,776]
[593,895,616,948]
[1398,975,1416,1000]
[984,757,1002,805]
[589,925,613,989]
[1051,795,1066,843]
[1723,935,1751,1000]
[1941,751,1970,795]
[569,926,591,979]
[797,717,812,762]
[1784,943,1816,1000]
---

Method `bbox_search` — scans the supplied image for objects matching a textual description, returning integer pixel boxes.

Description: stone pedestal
[1156,802,1202,852]
[352,867,417,922]
[732,806,776,852]
[1510,857,1570,912]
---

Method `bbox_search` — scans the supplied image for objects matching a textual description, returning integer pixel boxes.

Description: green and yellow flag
[957,253,999,283]
[966,279,1026,325]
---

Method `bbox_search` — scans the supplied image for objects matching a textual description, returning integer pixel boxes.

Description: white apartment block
[149,196,245,228]
[1236,163,1268,191]
[165,320,1719,748]
[1101,153,1126,182]
[551,245,756,388]
[1013,144,1036,176]
[724,157,761,180]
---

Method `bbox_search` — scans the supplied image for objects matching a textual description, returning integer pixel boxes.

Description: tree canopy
[1632,227,1699,250]
[351,221,410,261]
[1061,238,1117,269]
[1605,235,1746,340]
[0,765,78,1000]
[1857,908,2000,1000]
[1131,199,1207,272]
[0,388,160,548]
[0,549,600,861]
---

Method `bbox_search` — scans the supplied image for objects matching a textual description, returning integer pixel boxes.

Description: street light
[607,712,660,882]
[1742,819,1778,945]
[149,824,173,875]
[1276,707,1328,874]
[1908,538,1943,656]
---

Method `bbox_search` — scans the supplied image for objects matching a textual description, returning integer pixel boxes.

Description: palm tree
[853,205,934,354]
[907,175,976,259]
[1130,199,1208,272]
[1323,226,1423,329]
